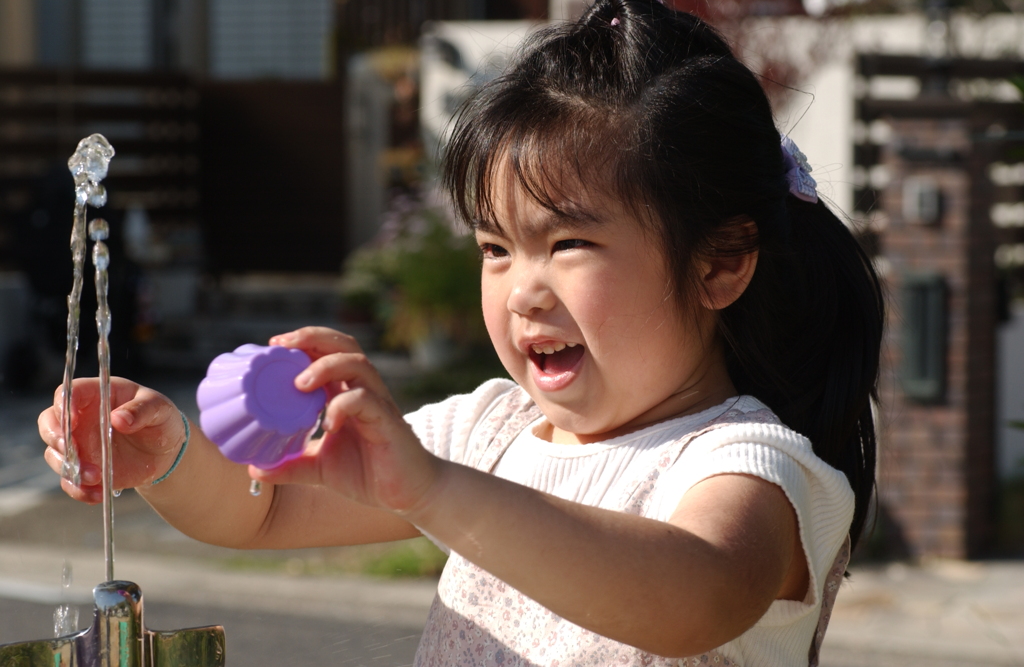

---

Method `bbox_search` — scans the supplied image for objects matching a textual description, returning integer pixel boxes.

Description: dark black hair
[441,0,883,552]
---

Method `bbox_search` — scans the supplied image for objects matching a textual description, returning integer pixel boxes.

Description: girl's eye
[553,239,591,252]
[480,242,509,259]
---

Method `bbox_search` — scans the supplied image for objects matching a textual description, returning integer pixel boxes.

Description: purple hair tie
[781,135,818,203]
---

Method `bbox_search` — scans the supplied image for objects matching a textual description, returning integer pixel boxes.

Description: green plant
[341,192,487,353]
[1010,76,1024,97]
[217,538,449,578]
[362,539,449,578]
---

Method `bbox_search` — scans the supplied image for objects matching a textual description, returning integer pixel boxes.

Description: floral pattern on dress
[705,405,783,428]
[415,554,739,667]
[415,389,842,667]
[807,536,850,667]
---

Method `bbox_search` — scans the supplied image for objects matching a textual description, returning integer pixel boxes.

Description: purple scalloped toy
[196,344,326,469]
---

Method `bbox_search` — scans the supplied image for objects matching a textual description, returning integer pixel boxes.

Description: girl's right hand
[38,377,189,505]
[257,326,441,516]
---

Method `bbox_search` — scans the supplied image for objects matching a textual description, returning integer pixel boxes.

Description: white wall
[420,20,540,155]
[779,59,856,216]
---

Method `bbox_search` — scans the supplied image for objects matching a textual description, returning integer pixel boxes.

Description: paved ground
[821,559,1024,666]
[3,382,1024,666]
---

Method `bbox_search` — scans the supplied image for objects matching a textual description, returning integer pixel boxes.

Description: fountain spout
[0,581,225,666]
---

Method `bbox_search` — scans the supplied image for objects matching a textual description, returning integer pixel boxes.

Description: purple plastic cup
[196,344,327,469]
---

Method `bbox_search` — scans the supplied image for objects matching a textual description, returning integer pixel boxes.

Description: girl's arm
[258,327,805,657]
[137,423,421,550]
[409,462,804,657]
[39,377,418,549]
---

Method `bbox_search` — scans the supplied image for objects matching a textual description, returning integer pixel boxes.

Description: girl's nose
[506,266,557,315]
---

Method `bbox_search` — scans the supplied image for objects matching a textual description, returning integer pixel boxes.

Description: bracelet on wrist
[152,411,190,485]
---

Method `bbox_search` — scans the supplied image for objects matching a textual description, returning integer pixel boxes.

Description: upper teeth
[531,342,577,354]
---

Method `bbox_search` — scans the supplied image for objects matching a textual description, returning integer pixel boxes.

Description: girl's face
[476,167,738,444]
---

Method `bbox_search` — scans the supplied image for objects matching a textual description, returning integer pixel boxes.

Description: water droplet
[61,560,73,588]
[113,489,121,497]
[75,182,95,206]
[53,604,78,638]
[61,458,81,486]
[88,218,109,241]
[53,605,68,637]
[88,184,107,207]
[67,134,115,184]
[92,242,110,270]
[249,479,262,497]
[55,562,77,634]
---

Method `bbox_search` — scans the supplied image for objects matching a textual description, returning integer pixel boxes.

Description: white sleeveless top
[404,379,853,667]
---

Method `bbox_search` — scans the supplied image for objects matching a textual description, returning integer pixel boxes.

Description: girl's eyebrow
[471,207,604,237]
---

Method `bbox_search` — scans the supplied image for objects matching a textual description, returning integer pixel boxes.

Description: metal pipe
[0,581,225,667]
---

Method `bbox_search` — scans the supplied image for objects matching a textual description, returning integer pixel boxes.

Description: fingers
[270,327,363,360]
[40,377,183,498]
[296,352,393,405]
[52,376,143,422]
[110,387,178,436]
[44,446,101,496]
[250,386,432,510]
[269,328,393,409]
[60,476,103,505]
[39,393,101,486]
[320,387,401,441]
[38,405,62,449]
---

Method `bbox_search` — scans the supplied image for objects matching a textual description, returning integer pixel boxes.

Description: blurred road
[2,380,1024,667]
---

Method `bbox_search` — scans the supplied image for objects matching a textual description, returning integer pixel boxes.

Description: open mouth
[529,342,585,374]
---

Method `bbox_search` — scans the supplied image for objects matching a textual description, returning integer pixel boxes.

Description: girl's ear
[698,219,759,311]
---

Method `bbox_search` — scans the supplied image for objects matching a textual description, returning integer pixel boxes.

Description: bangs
[442,90,639,233]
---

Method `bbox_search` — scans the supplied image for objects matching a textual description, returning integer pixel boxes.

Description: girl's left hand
[254,327,441,515]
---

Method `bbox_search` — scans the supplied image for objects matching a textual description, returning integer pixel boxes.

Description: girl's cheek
[480,287,507,336]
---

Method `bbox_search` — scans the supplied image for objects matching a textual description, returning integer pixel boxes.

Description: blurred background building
[1,0,1023,560]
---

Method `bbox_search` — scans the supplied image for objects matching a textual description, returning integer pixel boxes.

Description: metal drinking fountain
[0,581,225,666]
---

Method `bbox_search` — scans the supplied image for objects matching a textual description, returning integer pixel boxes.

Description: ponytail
[718,198,883,551]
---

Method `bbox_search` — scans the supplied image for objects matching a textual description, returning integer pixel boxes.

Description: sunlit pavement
[822,559,1024,666]
[2,385,1024,666]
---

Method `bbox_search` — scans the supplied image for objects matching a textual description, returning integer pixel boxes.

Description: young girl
[40,1,884,665]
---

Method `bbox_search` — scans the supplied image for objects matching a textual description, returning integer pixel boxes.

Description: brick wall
[877,117,998,558]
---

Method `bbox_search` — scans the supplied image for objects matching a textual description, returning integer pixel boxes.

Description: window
[902,273,947,402]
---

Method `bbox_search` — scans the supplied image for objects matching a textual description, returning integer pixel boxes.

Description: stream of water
[90,217,115,583]
[52,559,78,637]
[62,134,115,489]
[55,135,116,636]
